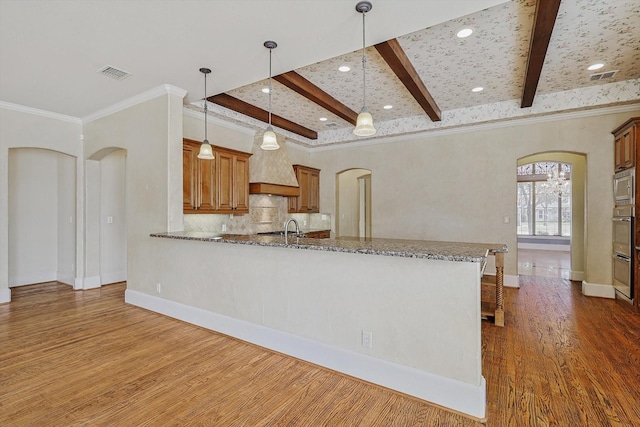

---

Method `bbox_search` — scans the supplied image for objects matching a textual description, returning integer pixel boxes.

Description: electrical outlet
[503,216,510,224]
[107,216,113,224]
[156,283,161,294]
[362,330,373,348]
[304,220,307,226]
[222,224,227,232]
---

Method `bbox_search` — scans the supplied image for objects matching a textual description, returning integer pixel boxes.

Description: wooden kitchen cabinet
[613,117,638,172]
[183,139,215,213]
[183,138,251,214]
[215,146,251,214]
[305,230,330,239]
[289,165,320,213]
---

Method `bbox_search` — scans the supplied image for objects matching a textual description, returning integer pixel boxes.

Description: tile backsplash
[184,194,331,235]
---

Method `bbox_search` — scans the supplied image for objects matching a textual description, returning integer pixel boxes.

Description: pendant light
[261,40,280,150]
[353,1,376,137]
[197,67,214,160]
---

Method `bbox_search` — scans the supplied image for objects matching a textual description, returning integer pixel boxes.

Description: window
[517,162,571,236]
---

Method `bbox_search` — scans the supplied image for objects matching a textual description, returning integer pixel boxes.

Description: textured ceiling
[1,0,639,147]
[222,0,640,145]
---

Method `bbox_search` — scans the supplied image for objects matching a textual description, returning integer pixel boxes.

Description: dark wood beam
[521,0,562,108]
[207,93,318,140]
[374,39,441,122]
[274,71,359,125]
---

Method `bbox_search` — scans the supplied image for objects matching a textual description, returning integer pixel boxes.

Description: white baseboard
[0,287,10,303]
[9,271,56,287]
[570,270,585,281]
[582,281,615,299]
[101,271,126,285]
[81,276,101,290]
[125,289,487,420]
[57,271,75,286]
[483,273,520,288]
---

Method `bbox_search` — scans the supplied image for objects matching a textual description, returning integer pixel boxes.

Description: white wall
[57,153,76,285]
[100,150,127,284]
[310,108,640,285]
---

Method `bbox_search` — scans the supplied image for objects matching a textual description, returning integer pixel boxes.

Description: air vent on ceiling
[97,65,132,81]
[324,122,339,128]
[589,70,618,81]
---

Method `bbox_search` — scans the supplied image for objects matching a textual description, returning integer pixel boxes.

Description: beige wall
[309,109,640,284]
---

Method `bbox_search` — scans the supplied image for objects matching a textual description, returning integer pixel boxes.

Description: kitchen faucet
[284,218,300,244]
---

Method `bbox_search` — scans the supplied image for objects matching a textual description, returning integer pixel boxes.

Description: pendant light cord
[361,9,367,110]
[203,72,208,141]
[268,48,273,126]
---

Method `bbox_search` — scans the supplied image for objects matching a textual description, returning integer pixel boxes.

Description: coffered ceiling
[1,0,638,148]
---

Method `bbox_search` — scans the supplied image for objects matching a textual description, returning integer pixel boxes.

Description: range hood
[249,131,300,197]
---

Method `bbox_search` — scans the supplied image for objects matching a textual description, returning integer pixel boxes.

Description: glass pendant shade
[198,140,214,159]
[261,126,279,150]
[353,109,376,136]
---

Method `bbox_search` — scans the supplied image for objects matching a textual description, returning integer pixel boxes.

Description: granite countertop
[150,231,507,263]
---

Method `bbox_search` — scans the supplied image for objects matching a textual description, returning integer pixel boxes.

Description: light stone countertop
[150,231,507,263]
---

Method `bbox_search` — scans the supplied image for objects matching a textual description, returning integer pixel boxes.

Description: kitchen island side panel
[138,237,483,387]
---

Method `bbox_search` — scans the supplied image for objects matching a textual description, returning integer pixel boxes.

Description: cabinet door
[297,168,311,212]
[615,136,623,171]
[309,170,320,213]
[183,143,198,211]
[234,154,250,213]
[198,157,216,211]
[622,127,635,169]
[216,150,234,211]
[288,196,298,213]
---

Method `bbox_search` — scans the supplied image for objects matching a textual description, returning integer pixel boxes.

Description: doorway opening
[516,152,586,280]
[336,169,372,238]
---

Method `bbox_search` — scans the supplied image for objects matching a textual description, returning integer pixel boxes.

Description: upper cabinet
[183,138,251,214]
[215,146,251,214]
[289,165,320,213]
[613,117,639,172]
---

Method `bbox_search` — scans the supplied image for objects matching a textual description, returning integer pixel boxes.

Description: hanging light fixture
[197,67,214,160]
[261,40,280,150]
[353,1,376,137]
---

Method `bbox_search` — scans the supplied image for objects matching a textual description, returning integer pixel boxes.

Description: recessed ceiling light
[471,86,484,93]
[456,28,473,38]
[383,105,393,109]
[338,65,351,72]
[261,87,270,93]
[587,63,605,71]
[319,117,328,121]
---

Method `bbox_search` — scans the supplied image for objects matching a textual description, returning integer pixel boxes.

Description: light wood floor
[1,278,639,426]
[518,249,571,279]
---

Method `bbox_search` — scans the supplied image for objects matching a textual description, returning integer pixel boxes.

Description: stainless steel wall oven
[612,205,634,301]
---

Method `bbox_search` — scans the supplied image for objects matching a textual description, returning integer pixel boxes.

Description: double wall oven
[612,168,635,302]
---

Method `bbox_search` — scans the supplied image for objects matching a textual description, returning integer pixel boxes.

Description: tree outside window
[517,162,571,236]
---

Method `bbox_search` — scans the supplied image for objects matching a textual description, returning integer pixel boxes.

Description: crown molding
[82,84,187,124]
[183,103,255,136]
[311,102,640,152]
[0,101,82,124]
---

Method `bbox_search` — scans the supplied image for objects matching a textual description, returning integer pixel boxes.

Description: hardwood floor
[1,279,639,426]
[518,249,571,279]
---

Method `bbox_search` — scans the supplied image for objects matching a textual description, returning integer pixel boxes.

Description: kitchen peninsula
[131,232,506,420]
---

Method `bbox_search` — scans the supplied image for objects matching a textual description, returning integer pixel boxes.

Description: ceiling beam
[274,71,359,125]
[374,39,441,122]
[207,93,318,140]
[521,0,562,108]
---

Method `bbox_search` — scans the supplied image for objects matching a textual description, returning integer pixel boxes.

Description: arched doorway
[516,152,586,280]
[87,147,127,287]
[336,169,372,238]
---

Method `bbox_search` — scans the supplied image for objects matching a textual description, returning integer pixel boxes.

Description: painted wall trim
[483,273,519,288]
[83,276,101,290]
[9,271,56,287]
[582,281,615,299]
[184,103,255,136]
[0,101,82,124]
[570,270,585,281]
[311,103,640,152]
[82,85,187,124]
[125,289,487,420]
[0,288,11,303]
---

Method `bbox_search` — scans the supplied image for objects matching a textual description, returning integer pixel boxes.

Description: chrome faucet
[284,218,300,244]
